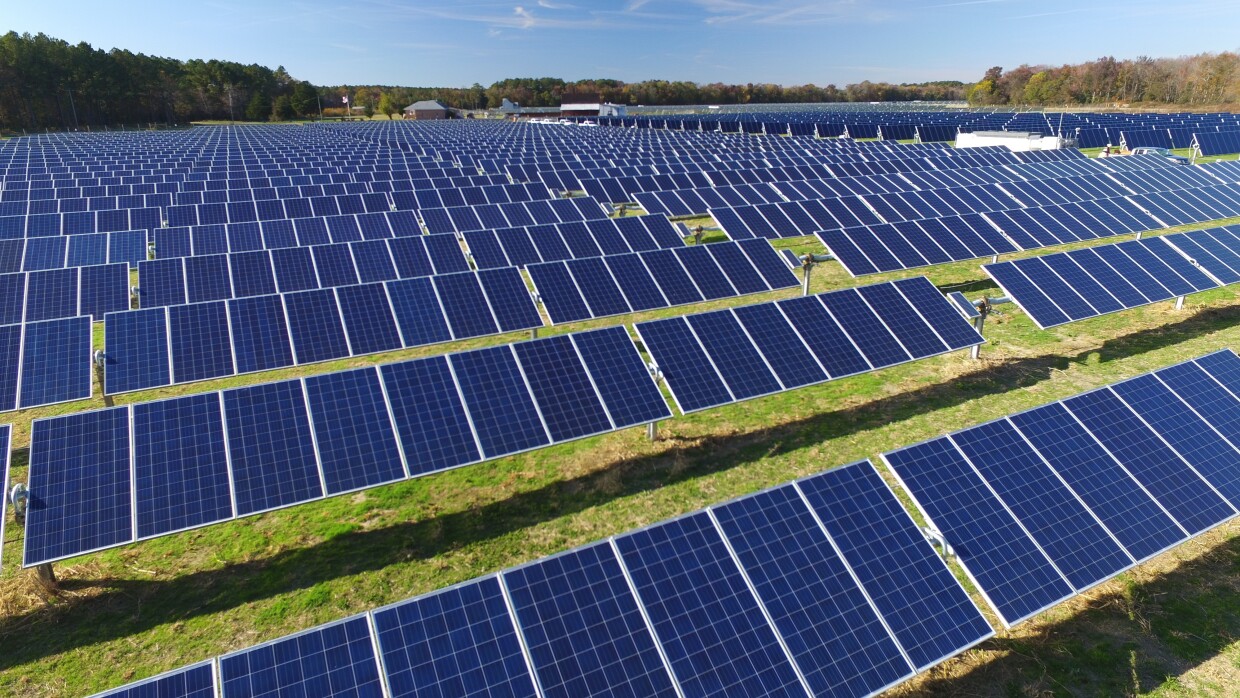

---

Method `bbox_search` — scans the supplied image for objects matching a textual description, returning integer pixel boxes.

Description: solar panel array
[1193,130,1240,157]
[636,276,984,413]
[25,325,670,568]
[92,459,994,698]
[0,229,148,272]
[528,238,798,324]
[984,226,1240,329]
[462,214,685,269]
[883,350,1240,626]
[103,267,541,394]
[0,262,130,323]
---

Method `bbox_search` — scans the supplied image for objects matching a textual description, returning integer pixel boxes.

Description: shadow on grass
[911,532,1240,697]
[0,302,1237,672]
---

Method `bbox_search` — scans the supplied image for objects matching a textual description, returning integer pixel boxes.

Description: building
[559,92,601,118]
[403,100,449,120]
[955,130,1068,151]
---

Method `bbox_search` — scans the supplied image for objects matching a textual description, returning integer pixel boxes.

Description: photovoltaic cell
[380,357,481,476]
[372,577,538,698]
[25,267,78,321]
[184,254,232,304]
[798,461,994,671]
[25,407,132,566]
[133,393,232,539]
[169,302,234,384]
[434,274,501,340]
[731,303,827,389]
[223,380,324,517]
[304,368,405,495]
[569,326,671,428]
[284,289,351,365]
[0,326,17,412]
[104,308,171,394]
[774,296,870,378]
[818,291,910,368]
[505,542,678,698]
[686,310,783,399]
[635,318,732,413]
[385,278,452,348]
[228,295,295,375]
[615,512,806,698]
[512,335,612,442]
[87,661,217,698]
[219,615,383,698]
[79,262,131,320]
[336,283,402,356]
[477,267,543,333]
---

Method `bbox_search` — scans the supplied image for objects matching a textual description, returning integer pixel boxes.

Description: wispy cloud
[536,0,575,8]
[328,42,368,54]
[691,0,889,26]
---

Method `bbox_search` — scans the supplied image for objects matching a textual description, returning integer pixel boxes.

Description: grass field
[2,215,1240,696]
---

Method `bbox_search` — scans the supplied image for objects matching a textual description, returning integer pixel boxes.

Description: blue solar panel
[527,262,591,325]
[1009,403,1186,563]
[20,316,93,408]
[372,577,538,698]
[229,251,277,298]
[0,273,24,325]
[774,296,870,378]
[615,512,806,697]
[686,310,783,399]
[385,277,453,348]
[0,325,18,412]
[133,393,232,539]
[305,368,406,495]
[894,277,985,351]
[169,302,234,384]
[351,240,398,284]
[424,233,471,274]
[68,233,109,268]
[228,295,295,374]
[1109,375,1240,509]
[80,263,131,321]
[434,273,501,339]
[505,542,678,698]
[380,356,482,477]
[25,407,132,566]
[451,345,549,458]
[272,247,320,293]
[139,259,187,308]
[477,268,543,333]
[512,335,612,442]
[641,249,703,306]
[731,303,827,389]
[635,318,732,413]
[312,244,360,288]
[24,267,78,322]
[88,661,217,698]
[705,242,768,295]
[673,246,735,300]
[336,283,403,355]
[184,254,233,304]
[569,326,671,429]
[1157,357,1240,457]
[110,230,148,268]
[713,483,915,696]
[284,289,351,364]
[223,380,324,516]
[949,421,1134,590]
[883,438,1074,626]
[818,290,910,368]
[388,237,436,279]
[23,236,67,271]
[798,461,993,671]
[219,615,383,698]
[104,308,171,394]
[1064,389,1235,535]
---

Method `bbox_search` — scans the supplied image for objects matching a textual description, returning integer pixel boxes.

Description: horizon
[6,0,1240,88]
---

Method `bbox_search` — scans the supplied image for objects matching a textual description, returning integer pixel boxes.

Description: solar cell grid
[20,315,93,408]
[304,368,406,494]
[222,380,324,517]
[86,661,217,698]
[168,301,234,384]
[219,615,383,698]
[450,345,549,458]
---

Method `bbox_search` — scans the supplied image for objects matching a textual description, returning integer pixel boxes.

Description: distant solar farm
[2,114,1240,697]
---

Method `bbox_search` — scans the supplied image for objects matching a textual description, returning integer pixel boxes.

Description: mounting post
[990,254,999,265]
[922,526,954,558]
[93,350,114,407]
[646,422,658,441]
[1135,230,1143,240]
[35,563,57,591]
[1175,295,1185,310]
[530,327,538,339]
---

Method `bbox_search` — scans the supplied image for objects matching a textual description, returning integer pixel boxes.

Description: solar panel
[504,542,678,698]
[603,254,667,311]
[686,310,783,399]
[380,356,482,477]
[168,302,234,384]
[25,267,78,321]
[228,295,295,374]
[104,308,171,394]
[79,262,131,320]
[450,345,549,458]
[222,380,324,516]
[229,251,278,298]
[284,289,351,364]
[476,267,543,333]
[304,368,406,495]
[133,393,232,539]
[527,262,590,325]
[434,273,501,339]
[0,326,17,412]
[272,247,319,293]
[20,316,93,408]
[634,317,732,413]
[311,243,360,288]
[25,407,133,567]
[372,577,538,698]
[512,335,612,442]
[385,278,453,348]
[569,325,671,428]
[336,283,402,355]
[817,290,910,368]
[614,512,807,697]
[87,661,217,698]
[184,254,232,303]
[219,615,383,698]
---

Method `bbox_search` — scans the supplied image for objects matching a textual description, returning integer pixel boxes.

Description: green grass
[4,214,1240,695]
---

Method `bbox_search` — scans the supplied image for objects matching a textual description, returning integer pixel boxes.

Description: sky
[6,0,1240,88]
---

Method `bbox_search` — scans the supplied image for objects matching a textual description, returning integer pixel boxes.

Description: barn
[403,99,449,120]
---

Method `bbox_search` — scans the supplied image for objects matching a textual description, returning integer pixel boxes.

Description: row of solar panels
[0,230,147,274]
[984,226,1240,328]
[885,350,1240,627]
[0,194,610,240]
[0,316,92,411]
[91,347,1240,698]
[1193,130,1240,156]
[460,215,685,269]
[4,169,517,193]
[16,278,979,571]
[87,459,993,698]
[0,262,130,325]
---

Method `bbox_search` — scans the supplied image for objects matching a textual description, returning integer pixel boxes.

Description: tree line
[967,53,1240,107]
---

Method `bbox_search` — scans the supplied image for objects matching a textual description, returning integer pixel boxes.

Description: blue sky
[6,0,1240,87]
